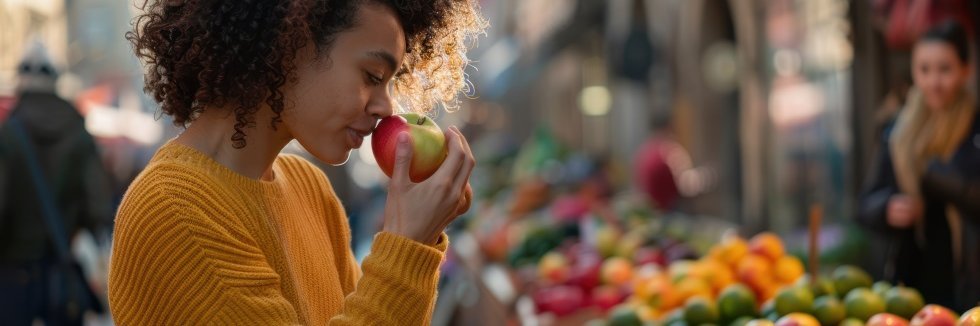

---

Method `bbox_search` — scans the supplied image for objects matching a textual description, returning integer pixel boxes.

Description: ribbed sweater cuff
[368,232,448,274]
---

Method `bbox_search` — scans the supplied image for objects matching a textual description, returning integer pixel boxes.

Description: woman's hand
[382,126,475,245]
[886,194,923,228]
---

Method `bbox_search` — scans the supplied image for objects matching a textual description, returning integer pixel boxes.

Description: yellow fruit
[774,256,805,284]
[669,260,697,281]
[738,254,775,297]
[959,306,980,326]
[775,313,821,326]
[749,232,786,263]
[747,319,776,326]
[638,275,680,310]
[700,259,737,293]
[596,226,621,258]
[720,236,751,267]
[637,305,660,322]
[708,246,725,261]
[675,276,714,302]
[616,232,644,258]
[602,257,635,286]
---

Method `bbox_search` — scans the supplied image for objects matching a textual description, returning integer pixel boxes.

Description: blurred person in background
[0,41,113,325]
[108,0,484,324]
[633,114,711,212]
[858,20,980,312]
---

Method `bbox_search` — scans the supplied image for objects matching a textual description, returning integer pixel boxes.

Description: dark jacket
[858,113,980,313]
[0,91,112,263]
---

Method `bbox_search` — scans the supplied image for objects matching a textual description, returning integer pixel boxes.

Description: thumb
[391,132,413,184]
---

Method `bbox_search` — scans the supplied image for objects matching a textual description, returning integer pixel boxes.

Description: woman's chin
[926,100,948,111]
[324,151,352,167]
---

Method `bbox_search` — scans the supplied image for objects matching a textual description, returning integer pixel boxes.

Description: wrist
[381,226,440,246]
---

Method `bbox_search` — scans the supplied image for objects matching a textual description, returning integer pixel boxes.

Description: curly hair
[128,0,487,148]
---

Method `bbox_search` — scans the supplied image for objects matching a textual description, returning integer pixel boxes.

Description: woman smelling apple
[108,0,485,324]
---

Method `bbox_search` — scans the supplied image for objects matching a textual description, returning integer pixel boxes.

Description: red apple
[371,113,448,182]
[633,246,666,267]
[591,285,626,311]
[568,252,602,292]
[869,313,910,326]
[911,305,959,326]
[532,285,586,316]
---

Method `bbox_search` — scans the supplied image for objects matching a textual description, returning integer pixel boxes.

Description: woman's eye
[367,73,383,86]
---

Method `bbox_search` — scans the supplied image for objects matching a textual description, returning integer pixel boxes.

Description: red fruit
[869,313,910,326]
[633,247,666,267]
[591,285,626,311]
[568,253,602,291]
[533,285,586,316]
[910,305,958,326]
[371,113,448,182]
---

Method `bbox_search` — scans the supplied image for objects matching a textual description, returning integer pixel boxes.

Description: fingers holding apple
[456,183,473,216]
[376,113,475,244]
[372,113,449,183]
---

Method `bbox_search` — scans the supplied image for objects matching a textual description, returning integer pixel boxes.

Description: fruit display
[538,230,980,326]
[523,220,706,318]
[459,132,977,325]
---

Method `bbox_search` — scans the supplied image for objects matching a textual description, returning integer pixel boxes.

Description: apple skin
[959,307,980,326]
[910,305,959,326]
[868,313,910,326]
[372,113,448,182]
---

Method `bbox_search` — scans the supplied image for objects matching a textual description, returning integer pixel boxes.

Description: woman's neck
[174,108,292,181]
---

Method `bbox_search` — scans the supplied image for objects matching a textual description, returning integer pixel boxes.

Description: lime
[883,286,924,320]
[839,318,865,326]
[871,281,891,298]
[832,266,873,298]
[610,306,644,326]
[684,297,721,326]
[775,286,814,316]
[812,296,846,326]
[844,288,885,321]
[718,284,759,322]
[795,276,837,298]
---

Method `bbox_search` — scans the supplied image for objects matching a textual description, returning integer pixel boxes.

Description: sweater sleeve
[308,161,448,325]
[108,186,300,325]
[329,231,448,325]
[857,126,901,231]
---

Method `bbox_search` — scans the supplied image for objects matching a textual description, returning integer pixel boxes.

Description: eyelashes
[366,72,383,86]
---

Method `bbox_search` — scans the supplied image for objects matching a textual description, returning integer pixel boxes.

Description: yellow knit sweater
[108,141,447,325]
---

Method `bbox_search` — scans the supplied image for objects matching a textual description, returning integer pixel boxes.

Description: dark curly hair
[128,0,487,148]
